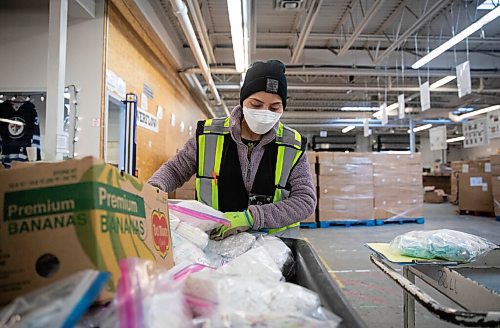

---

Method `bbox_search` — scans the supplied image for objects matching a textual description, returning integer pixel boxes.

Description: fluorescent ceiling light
[341,106,379,111]
[457,104,500,120]
[407,124,432,133]
[412,6,500,69]
[227,0,245,72]
[447,136,465,143]
[429,76,456,90]
[373,102,398,117]
[342,125,355,133]
[478,0,499,10]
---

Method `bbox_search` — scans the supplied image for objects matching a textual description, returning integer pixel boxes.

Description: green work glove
[210,210,254,240]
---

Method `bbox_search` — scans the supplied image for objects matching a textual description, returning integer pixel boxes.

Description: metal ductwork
[169,0,229,116]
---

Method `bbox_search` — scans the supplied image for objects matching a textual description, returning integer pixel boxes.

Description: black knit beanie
[239,60,288,109]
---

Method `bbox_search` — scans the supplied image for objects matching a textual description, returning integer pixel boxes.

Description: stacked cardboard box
[491,155,500,216]
[424,186,446,203]
[450,161,463,204]
[172,176,196,200]
[372,153,423,219]
[458,159,493,213]
[303,152,318,223]
[318,153,374,221]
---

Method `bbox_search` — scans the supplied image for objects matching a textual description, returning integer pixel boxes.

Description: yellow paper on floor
[365,243,449,264]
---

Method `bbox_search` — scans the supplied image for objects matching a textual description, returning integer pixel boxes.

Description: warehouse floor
[300,203,500,328]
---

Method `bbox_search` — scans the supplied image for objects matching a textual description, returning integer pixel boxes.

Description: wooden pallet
[319,219,376,228]
[458,210,495,217]
[375,217,425,225]
[300,222,318,229]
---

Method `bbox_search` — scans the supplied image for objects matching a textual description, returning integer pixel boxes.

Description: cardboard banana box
[0,157,173,304]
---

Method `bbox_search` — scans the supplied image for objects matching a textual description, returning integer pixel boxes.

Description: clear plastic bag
[172,232,212,266]
[114,258,194,328]
[169,200,229,231]
[176,221,209,250]
[390,229,498,262]
[217,246,283,282]
[254,235,294,274]
[0,270,109,328]
[185,271,341,327]
[205,232,256,260]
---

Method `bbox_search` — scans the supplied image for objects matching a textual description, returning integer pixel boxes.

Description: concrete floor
[300,203,500,328]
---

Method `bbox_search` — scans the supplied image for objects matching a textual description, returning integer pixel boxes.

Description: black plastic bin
[282,238,367,328]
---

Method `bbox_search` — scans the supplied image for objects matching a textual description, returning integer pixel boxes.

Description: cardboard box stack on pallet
[317,153,374,221]
[458,159,493,214]
[303,152,318,223]
[172,176,196,200]
[450,161,463,204]
[372,153,423,220]
[491,155,500,217]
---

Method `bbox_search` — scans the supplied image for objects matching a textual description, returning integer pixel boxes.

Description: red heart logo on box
[152,210,170,258]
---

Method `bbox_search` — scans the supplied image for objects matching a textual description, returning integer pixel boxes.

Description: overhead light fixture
[227,0,246,72]
[342,125,355,133]
[341,106,379,111]
[373,102,398,117]
[412,6,500,69]
[478,0,499,10]
[429,76,456,90]
[447,136,465,143]
[456,104,500,120]
[407,124,432,133]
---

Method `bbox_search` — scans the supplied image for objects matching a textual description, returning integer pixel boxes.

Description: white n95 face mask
[243,107,282,135]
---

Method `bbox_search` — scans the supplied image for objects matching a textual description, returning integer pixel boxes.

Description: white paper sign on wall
[320,130,327,137]
[456,61,472,98]
[420,81,430,111]
[398,94,405,119]
[487,109,500,140]
[463,117,488,148]
[137,108,159,133]
[429,125,447,151]
[141,93,148,112]
[157,105,164,120]
[180,121,185,133]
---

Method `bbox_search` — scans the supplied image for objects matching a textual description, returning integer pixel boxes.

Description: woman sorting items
[148,59,316,240]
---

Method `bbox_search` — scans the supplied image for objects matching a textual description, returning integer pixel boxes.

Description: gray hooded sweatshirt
[148,106,316,229]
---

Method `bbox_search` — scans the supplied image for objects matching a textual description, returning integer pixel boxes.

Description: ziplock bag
[169,200,229,231]
[0,270,109,328]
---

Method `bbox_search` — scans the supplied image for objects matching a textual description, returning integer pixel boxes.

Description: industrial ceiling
[147,0,500,137]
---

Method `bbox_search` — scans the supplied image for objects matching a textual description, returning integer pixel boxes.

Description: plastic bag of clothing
[205,232,256,261]
[217,246,283,282]
[169,200,229,231]
[254,235,294,275]
[173,232,212,266]
[390,229,497,262]
[176,221,209,250]
[185,270,340,327]
[0,270,109,328]
[106,258,195,328]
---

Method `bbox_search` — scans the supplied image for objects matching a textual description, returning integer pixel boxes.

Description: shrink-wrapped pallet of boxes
[317,153,374,224]
[491,155,500,218]
[302,152,318,225]
[372,153,424,221]
[458,159,494,214]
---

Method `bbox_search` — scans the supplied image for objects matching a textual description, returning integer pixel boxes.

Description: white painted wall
[0,0,105,158]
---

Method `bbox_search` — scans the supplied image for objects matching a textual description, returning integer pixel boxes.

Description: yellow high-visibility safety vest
[195,117,305,234]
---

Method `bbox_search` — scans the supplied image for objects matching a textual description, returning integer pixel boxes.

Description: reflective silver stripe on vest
[197,176,213,206]
[203,118,230,134]
[276,125,303,201]
[197,118,229,208]
[277,125,301,149]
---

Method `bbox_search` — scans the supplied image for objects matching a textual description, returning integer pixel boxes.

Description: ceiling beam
[184,66,500,78]
[185,0,216,64]
[338,0,385,56]
[373,0,452,64]
[290,0,323,64]
[373,0,410,35]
